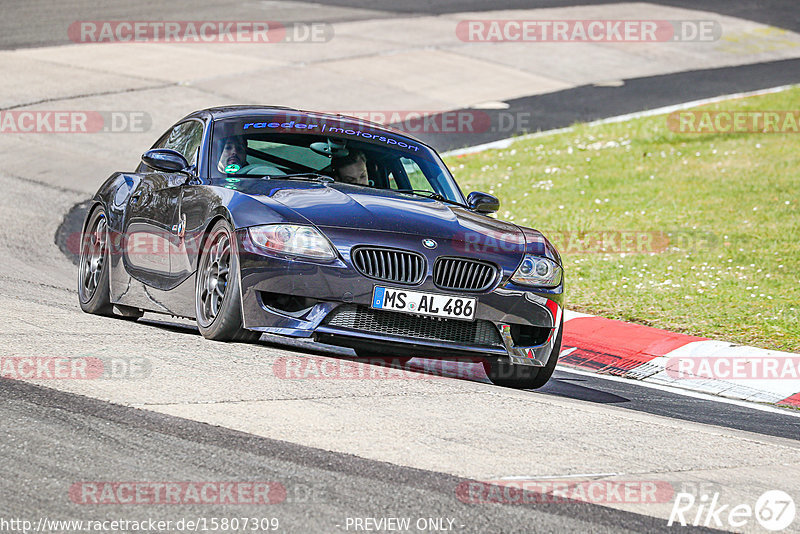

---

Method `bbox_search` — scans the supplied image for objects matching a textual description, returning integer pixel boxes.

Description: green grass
[445,87,800,352]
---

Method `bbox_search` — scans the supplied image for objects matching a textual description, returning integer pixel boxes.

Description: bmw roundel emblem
[422,239,437,249]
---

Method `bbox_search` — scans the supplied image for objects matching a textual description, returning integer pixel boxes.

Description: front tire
[195,220,260,342]
[78,207,114,316]
[483,318,563,389]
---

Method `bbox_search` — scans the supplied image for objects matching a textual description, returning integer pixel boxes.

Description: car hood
[251,181,524,243]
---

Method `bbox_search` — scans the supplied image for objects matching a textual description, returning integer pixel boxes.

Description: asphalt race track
[3,377,726,533]
[1,1,800,532]
[2,0,799,49]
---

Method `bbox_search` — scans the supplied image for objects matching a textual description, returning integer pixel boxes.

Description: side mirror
[467,191,500,214]
[141,149,189,173]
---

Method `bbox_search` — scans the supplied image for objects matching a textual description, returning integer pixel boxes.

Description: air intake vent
[323,304,503,346]
[433,257,498,292]
[352,247,425,285]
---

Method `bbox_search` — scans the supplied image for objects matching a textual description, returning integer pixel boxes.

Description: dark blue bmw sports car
[78,106,564,388]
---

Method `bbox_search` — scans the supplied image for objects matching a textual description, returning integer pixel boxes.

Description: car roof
[184,105,430,148]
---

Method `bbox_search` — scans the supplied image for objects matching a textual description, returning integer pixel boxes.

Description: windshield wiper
[268,173,334,183]
[394,189,468,208]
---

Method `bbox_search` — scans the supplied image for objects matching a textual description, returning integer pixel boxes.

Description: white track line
[557,366,800,419]
[444,83,800,156]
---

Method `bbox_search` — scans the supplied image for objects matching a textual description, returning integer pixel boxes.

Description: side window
[152,132,170,149]
[386,169,400,190]
[163,121,204,165]
[139,121,204,173]
[400,157,432,191]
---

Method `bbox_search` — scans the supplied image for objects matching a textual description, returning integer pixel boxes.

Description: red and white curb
[560,310,800,408]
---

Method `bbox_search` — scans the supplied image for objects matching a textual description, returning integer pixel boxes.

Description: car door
[123,120,203,290]
[170,116,222,285]
[163,120,206,286]
[171,183,217,285]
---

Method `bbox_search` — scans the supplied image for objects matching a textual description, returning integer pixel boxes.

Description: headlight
[248,224,336,261]
[511,255,562,287]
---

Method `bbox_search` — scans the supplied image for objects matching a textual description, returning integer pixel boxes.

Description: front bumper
[237,229,563,367]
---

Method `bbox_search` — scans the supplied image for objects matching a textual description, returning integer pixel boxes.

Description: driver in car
[331,149,369,186]
[217,135,248,173]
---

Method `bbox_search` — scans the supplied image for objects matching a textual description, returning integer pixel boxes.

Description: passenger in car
[331,149,369,186]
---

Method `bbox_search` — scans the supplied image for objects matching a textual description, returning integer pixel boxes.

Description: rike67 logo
[669,490,796,531]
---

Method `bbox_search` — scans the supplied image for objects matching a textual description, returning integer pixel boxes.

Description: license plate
[371,286,476,321]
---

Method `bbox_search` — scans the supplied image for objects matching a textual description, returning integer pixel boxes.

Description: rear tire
[78,207,114,316]
[195,220,260,342]
[483,318,563,389]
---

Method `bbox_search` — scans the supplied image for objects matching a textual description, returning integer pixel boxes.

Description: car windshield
[210,116,464,204]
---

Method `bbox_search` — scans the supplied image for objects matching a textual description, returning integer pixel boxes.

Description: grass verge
[445,87,799,351]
